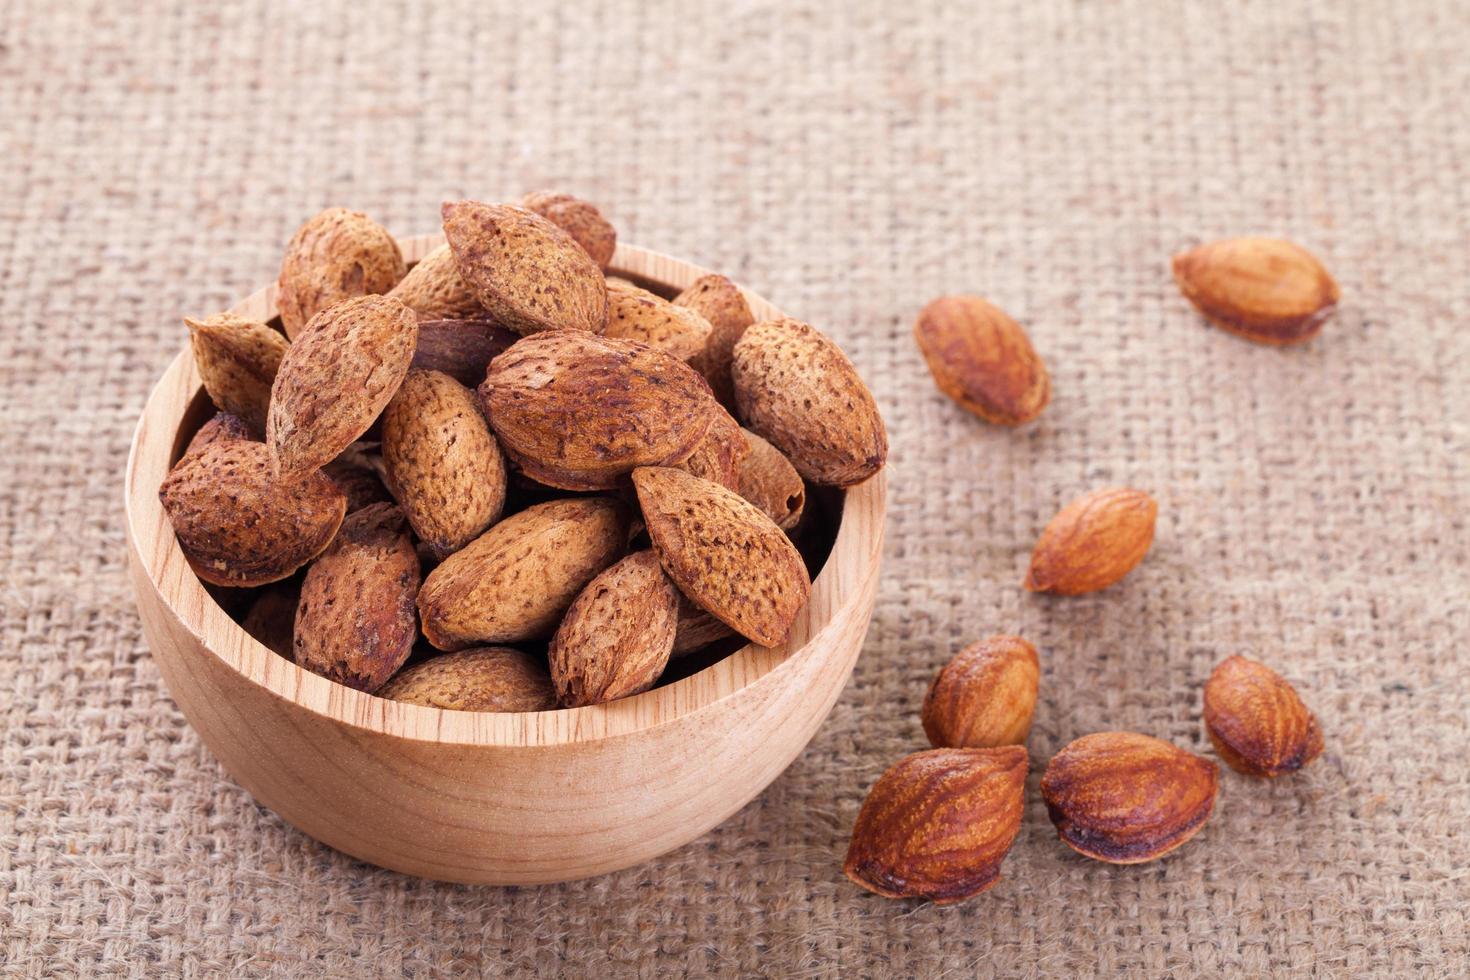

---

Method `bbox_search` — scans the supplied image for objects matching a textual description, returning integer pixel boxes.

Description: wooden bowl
[124,236,886,884]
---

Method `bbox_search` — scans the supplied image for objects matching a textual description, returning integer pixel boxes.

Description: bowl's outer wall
[125,238,886,884]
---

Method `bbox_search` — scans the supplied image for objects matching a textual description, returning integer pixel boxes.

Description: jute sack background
[2,1,1466,976]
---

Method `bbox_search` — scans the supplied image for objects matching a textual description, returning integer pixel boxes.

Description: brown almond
[382,369,507,559]
[277,208,406,339]
[844,746,1028,904]
[633,466,810,647]
[1024,487,1157,595]
[732,317,887,487]
[158,441,345,587]
[266,294,418,479]
[603,278,714,360]
[1204,655,1324,776]
[678,402,748,491]
[410,317,518,387]
[549,551,679,707]
[671,593,736,656]
[378,647,557,712]
[913,296,1051,425]
[922,636,1040,749]
[1041,732,1218,864]
[1171,237,1339,345]
[293,503,420,692]
[677,274,755,408]
[180,412,255,463]
[417,497,631,649]
[521,190,617,269]
[480,331,716,490]
[322,445,392,513]
[736,428,805,531]
[186,313,289,433]
[239,580,299,659]
[386,243,485,320]
[441,200,607,335]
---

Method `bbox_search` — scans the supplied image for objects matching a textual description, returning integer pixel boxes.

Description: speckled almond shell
[676,274,755,409]
[671,593,735,656]
[381,369,506,559]
[735,428,805,531]
[185,313,289,433]
[377,647,557,712]
[321,445,392,514]
[276,208,406,339]
[731,317,887,488]
[521,190,617,270]
[1041,732,1219,864]
[678,402,748,491]
[632,466,810,648]
[479,331,717,491]
[158,441,346,588]
[1024,487,1157,595]
[293,503,421,693]
[239,580,299,660]
[1203,655,1324,776]
[1172,237,1339,345]
[266,294,418,479]
[921,635,1041,749]
[844,746,1028,904]
[386,243,486,321]
[914,295,1051,426]
[180,412,255,462]
[549,550,679,707]
[603,278,713,361]
[410,318,518,388]
[441,200,607,335]
[416,497,631,650]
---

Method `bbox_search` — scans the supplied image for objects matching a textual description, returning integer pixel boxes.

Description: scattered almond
[158,441,345,587]
[277,208,405,339]
[633,466,810,647]
[1171,237,1339,345]
[180,412,255,463]
[185,313,289,433]
[240,581,299,659]
[1204,655,1324,776]
[522,190,617,269]
[922,636,1040,749]
[913,295,1050,425]
[480,331,716,490]
[417,497,631,649]
[549,551,679,707]
[1041,732,1218,864]
[844,746,1028,904]
[678,402,748,491]
[735,428,805,531]
[382,369,507,559]
[732,317,887,487]
[266,294,418,479]
[603,277,714,360]
[379,647,557,712]
[386,243,484,320]
[1024,487,1157,595]
[677,274,755,408]
[441,200,607,335]
[410,317,518,387]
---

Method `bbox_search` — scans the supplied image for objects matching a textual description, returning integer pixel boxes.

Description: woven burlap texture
[2,0,1467,976]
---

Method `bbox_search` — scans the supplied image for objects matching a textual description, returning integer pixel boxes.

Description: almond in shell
[678,402,748,491]
[676,274,754,408]
[736,428,805,531]
[386,243,485,320]
[1025,488,1157,595]
[1203,655,1324,776]
[603,277,713,361]
[410,317,518,387]
[322,444,392,513]
[1171,237,1339,345]
[180,412,255,463]
[521,190,617,269]
[913,295,1050,425]
[922,636,1040,749]
[239,580,300,659]
[277,208,405,339]
[732,317,887,487]
[671,593,736,656]
[441,200,607,335]
[633,466,810,648]
[378,647,557,712]
[186,313,289,434]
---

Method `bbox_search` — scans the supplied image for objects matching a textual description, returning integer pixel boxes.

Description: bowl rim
[124,235,887,748]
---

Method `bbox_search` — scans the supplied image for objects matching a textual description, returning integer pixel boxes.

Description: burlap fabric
[3,1,1467,975]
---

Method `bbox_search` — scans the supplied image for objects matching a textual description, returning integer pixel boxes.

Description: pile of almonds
[846,236,1338,902]
[160,195,887,710]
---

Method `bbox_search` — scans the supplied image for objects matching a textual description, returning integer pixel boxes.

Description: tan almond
[1041,732,1218,864]
[1024,487,1157,595]
[633,466,810,648]
[845,746,1028,904]
[731,317,887,487]
[736,428,805,531]
[521,190,617,269]
[277,208,405,339]
[158,441,345,587]
[913,295,1051,425]
[480,331,716,490]
[922,636,1040,749]
[180,412,255,463]
[410,317,518,387]
[382,369,507,559]
[1203,655,1324,776]
[441,200,607,335]
[378,647,557,712]
[417,497,631,649]
[549,551,679,707]
[293,503,421,692]
[386,243,485,320]
[266,294,418,479]
[671,593,736,656]
[678,402,748,491]
[602,278,714,361]
[1171,237,1339,345]
[322,445,392,513]
[239,580,299,659]
[677,274,755,409]
[185,313,289,433]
